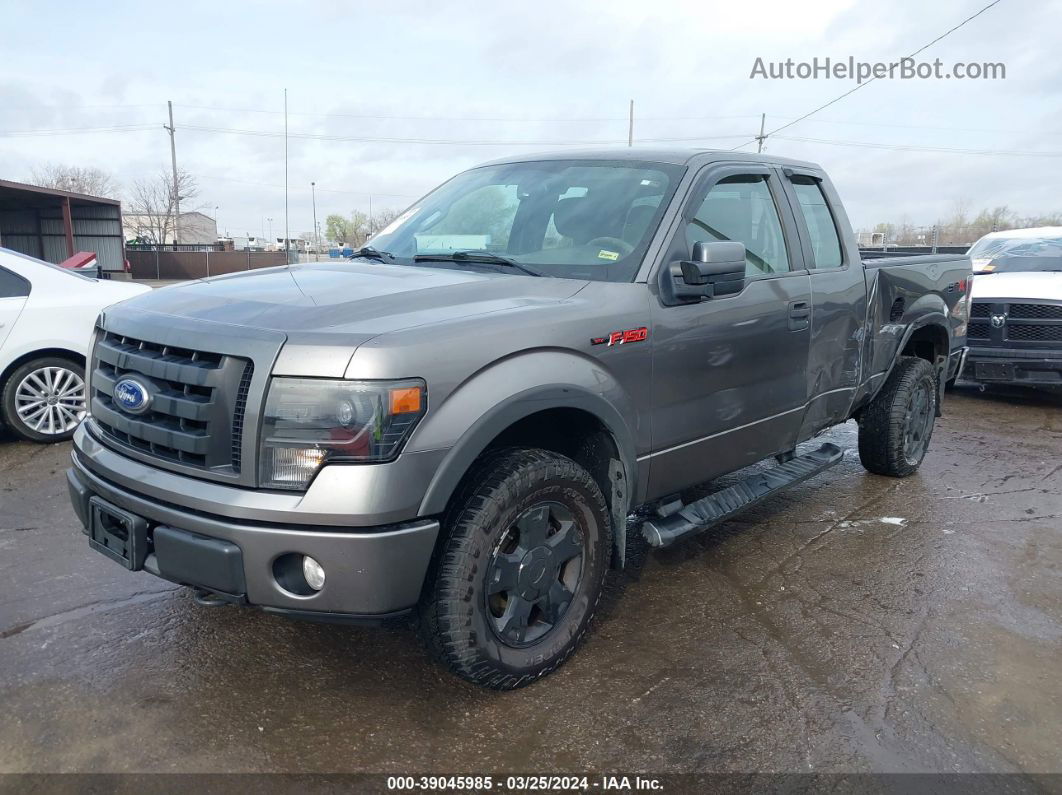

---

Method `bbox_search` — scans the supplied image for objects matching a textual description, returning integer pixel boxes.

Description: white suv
[0,247,150,442]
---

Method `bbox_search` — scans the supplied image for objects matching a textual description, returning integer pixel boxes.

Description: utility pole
[368,194,373,240]
[164,100,181,245]
[628,99,634,147]
[311,181,319,262]
[755,113,767,153]
[284,88,290,265]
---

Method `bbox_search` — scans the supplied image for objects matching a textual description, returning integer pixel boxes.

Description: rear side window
[0,266,30,298]
[686,174,790,277]
[791,178,843,269]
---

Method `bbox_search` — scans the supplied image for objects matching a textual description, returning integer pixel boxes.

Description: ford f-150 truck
[67,149,970,689]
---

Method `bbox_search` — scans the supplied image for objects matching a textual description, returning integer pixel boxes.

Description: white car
[965,227,1062,387]
[0,247,150,442]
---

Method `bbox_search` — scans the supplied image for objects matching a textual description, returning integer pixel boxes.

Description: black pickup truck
[68,149,970,689]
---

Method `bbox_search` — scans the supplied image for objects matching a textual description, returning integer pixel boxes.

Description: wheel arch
[420,385,637,504]
[900,320,950,365]
[414,353,641,567]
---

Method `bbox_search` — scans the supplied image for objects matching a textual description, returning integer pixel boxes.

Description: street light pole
[311,181,319,262]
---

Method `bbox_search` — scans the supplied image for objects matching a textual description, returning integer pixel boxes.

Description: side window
[791,178,843,269]
[0,266,30,298]
[686,175,789,277]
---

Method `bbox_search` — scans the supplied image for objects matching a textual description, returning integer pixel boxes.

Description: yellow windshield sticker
[597,249,620,261]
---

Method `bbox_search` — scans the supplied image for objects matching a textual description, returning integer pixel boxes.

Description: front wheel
[418,448,611,689]
[1,356,87,443]
[858,356,938,477]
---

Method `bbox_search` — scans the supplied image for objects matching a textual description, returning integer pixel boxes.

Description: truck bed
[858,252,972,402]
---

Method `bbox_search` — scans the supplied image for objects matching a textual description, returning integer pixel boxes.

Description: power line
[0,103,160,112]
[175,103,763,124]
[179,123,750,146]
[197,175,420,199]
[774,134,1062,158]
[0,124,156,137]
[0,120,750,147]
[734,0,1006,150]
[776,116,1058,137]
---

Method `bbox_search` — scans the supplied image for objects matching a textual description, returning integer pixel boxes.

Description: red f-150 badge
[591,327,648,347]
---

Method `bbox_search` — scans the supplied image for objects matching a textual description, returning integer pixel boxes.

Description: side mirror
[669,241,746,301]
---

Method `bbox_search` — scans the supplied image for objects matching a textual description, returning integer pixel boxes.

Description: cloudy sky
[2,0,1060,236]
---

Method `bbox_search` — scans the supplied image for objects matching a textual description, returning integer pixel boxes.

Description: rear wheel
[1,356,86,443]
[418,448,611,689]
[858,356,937,477]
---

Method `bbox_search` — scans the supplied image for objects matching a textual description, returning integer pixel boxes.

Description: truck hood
[971,271,1062,302]
[121,262,588,338]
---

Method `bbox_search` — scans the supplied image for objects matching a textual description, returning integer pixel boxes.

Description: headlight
[259,377,426,490]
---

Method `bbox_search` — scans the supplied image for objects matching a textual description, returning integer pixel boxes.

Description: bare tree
[28,163,118,197]
[371,207,402,235]
[126,170,200,245]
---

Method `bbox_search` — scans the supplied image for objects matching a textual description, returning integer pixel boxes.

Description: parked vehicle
[964,227,1062,388]
[0,248,149,442]
[67,150,969,688]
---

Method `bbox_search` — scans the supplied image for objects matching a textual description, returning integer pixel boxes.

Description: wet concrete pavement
[1,385,1059,774]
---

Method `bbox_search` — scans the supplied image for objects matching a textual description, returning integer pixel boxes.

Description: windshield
[367,160,683,282]
[967,233,1062,273]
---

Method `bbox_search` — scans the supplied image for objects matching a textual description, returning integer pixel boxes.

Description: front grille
[90,330,253,473]
[1007,324,1062,342]
[968,300,1062,349]
[1009,303,1062,320]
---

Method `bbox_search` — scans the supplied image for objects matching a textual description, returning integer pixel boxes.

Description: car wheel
[858,355,938,477]
[1,356,87,443]
[418,448,611,689]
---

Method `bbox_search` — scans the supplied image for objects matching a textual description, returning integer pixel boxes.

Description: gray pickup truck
[67,149,970,689]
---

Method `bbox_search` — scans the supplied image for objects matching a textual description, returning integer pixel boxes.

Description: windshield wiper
[413,250,543,277]
[347,246,396,263]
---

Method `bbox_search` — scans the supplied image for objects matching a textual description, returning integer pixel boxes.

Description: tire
[417,448,611,690]
[858,356,938,477]
[1,356,87,443]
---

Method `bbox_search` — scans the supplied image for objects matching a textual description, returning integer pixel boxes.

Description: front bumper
[964,346,1062,386]
[67,447,440,618]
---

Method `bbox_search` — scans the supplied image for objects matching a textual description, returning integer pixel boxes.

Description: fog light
[302,555,326,591]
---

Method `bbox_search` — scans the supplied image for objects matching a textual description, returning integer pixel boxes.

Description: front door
[647,164,811,500]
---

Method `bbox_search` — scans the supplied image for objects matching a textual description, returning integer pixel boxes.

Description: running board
[641,443,844,548]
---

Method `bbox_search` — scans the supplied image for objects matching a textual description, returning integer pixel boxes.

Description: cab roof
[479,146,824,171]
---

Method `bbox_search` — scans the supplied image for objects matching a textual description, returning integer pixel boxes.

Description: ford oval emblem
[113,377,151,414]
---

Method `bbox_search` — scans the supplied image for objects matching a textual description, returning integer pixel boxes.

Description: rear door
[646,163,812,499]
[0,264,30,352]
[777,168,869,440]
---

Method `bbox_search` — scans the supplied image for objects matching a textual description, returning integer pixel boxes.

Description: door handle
[788,301,810,331]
